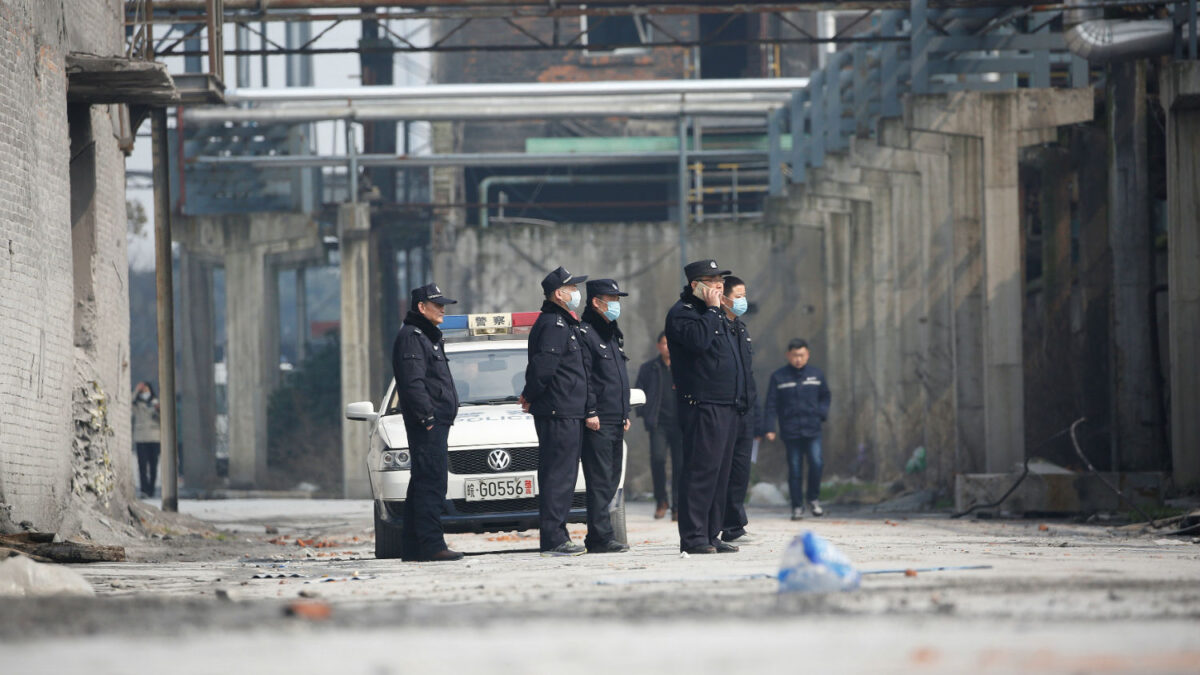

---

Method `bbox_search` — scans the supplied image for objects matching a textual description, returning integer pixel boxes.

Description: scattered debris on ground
[0,532,125,563]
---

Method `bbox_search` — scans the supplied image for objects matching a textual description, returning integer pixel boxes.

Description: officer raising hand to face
[665,259,745,555]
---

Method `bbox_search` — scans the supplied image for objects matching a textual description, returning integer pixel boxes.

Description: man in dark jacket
[391,283,463,562]
[665,259,746,555]
[520,266,590,557]
[634,332,681,520]
[719,275,762,544]
[579,278,632,553]
[763,338,832,520]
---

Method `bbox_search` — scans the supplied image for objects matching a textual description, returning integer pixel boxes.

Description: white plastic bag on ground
[777,531,861,593]
[0,555,95,597]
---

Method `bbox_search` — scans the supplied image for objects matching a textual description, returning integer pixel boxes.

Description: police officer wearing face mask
[719,275,762,545]
[392,283,463,562]
[578,279,632,554]
[520,266,591,557]
[665,259,746,555]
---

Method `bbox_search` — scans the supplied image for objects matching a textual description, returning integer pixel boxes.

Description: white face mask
[139,392,151,402]
[563,289,582,311]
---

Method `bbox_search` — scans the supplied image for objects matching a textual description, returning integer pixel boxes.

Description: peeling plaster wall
[0,0,132,534]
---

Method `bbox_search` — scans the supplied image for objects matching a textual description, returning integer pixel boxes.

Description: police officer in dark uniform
[520,266,591,557]
[665,259,747,555]
[579,278,632,554]
[719,275,762,544]
[391,283,463,562]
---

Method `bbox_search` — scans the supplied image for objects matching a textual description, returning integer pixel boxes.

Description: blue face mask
[731,296,748,316]
[565,289,582,311]
[602,301,621,321]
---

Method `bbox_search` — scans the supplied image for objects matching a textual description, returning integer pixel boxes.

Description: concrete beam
[1159,61,1200,490]
[176,250,217,492]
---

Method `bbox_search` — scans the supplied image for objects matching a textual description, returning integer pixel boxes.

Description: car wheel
[374,501,405,559]
[610,488,627,545]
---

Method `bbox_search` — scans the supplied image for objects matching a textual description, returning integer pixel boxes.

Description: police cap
[411,282,458,306]
[685,259,732,281]
[586,278,629,300]
[540,266,588,294]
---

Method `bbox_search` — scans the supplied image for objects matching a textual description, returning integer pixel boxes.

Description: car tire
[374,501,405,559]
[610,488,627,545]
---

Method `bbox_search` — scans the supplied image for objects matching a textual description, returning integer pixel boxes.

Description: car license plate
[464,474,537,501]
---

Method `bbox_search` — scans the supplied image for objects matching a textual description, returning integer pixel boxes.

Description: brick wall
[0,0,132,533]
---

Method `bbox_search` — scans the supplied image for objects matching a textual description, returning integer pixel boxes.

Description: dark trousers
[648,420,682,508]
[581,423,623,547]
[784,435,824,507]
[534,415,584,551]
[677,402,738,550]
[135,442,160,497]
[401,421,450,561]
[722,414,755,539]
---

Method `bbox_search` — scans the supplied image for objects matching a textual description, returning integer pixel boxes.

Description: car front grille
[450,493,587,515]
[449,446,539,474]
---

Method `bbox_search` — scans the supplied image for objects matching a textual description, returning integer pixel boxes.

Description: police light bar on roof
[442,312,540,336]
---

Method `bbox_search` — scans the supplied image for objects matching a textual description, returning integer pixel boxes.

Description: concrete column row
[774,88,1094,485]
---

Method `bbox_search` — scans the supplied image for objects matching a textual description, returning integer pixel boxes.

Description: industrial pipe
[191,149,770,169]
[1065,19,1193,63]
[223,78,810,103]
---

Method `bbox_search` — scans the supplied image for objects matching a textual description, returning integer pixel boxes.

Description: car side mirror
[629,388,646,407]
[344,401,378,422]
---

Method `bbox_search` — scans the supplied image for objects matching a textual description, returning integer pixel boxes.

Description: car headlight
[380,449,411,471]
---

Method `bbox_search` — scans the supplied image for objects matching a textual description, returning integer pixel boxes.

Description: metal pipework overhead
[192,149,771,169]
[184,95,792,123]
[223,78,811,103]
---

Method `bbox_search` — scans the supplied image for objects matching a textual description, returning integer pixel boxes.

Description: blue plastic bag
[777,531,861,593]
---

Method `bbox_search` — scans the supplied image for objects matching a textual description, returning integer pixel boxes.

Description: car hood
[378,404,538,449]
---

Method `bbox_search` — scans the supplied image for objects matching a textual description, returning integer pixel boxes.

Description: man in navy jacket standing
[763,338,832,520]
[392,283,463,562]
[665,259,746,555]
[521,266,591,557]
[579,278,632,553]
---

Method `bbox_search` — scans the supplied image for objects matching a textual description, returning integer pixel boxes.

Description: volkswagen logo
[487,449,512,472]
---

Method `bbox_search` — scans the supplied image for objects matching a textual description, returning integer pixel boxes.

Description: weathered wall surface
[0,0,133,535]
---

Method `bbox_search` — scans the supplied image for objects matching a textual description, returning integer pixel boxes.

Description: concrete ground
[1,500,1198,674]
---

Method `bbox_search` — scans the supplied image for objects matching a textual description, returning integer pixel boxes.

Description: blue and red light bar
[443,311,542,336]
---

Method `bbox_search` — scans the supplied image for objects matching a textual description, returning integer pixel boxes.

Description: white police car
[344,311,645,559]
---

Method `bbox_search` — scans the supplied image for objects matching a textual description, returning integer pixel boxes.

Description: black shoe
[682,544,717,554]
[426,548,464,562]
[714,540,739,553]
[587,540,629,554]
[722,531,754,543]
[541,541,586,557]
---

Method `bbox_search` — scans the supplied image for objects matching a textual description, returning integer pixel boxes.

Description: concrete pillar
[225,242,279,487]
[1108,61,1162,471]
[907,89,1094,472]
[177,249,217,492]
[295,266,308,363]
[340,203,383,498]
[949,135,987,474]
[1159,62,1200,489]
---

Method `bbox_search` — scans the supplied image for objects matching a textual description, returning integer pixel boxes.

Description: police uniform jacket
[580,306,631,425]
[392,310,459,427]
[664,289,745,407]
[763,363,831,439]
[730,315,765,434]
[522,300,590,418]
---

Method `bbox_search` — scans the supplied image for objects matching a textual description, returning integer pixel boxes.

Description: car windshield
[385,347,527,413]
[450,348,527,405]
